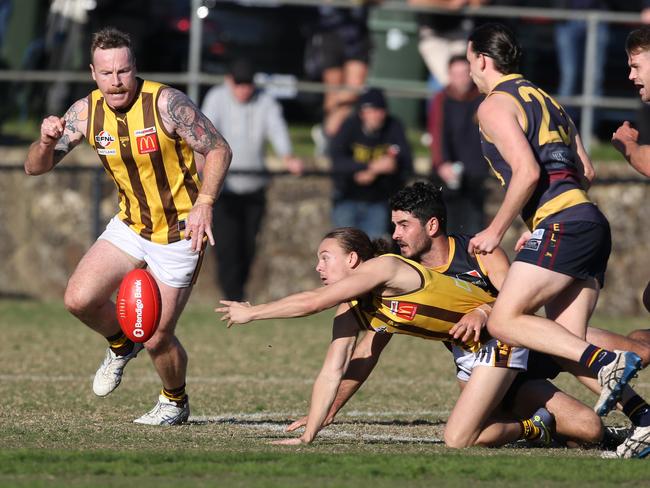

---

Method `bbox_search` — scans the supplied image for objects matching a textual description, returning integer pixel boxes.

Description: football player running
[25,27,232,425]
[465,22,641,421]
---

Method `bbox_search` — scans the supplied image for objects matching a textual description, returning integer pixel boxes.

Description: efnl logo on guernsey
[389,301,418,321]
[95,130,116,155]
[135,126,159,154]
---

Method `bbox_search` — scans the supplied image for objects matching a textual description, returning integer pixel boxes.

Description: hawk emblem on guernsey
[389,301,418,321]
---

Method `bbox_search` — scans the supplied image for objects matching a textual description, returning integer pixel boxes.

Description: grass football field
[1,299,649,487]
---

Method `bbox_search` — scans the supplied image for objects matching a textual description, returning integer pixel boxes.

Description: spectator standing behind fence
[306,3,373,154]
[329,87,413,238]
[409,0,487,91]
[553,0,610,126]
[428,55,487,234]
[200,59,303,302]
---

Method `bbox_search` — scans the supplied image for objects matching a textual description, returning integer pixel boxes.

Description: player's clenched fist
[40,116,66,145]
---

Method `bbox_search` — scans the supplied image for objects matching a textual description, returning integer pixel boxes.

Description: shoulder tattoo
[165,88,228,154]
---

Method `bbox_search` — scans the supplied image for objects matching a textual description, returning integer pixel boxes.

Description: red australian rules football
[116,269,161,343]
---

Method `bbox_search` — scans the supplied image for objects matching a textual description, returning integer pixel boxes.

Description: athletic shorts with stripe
[452,338,529,382]
[515,210,611,288]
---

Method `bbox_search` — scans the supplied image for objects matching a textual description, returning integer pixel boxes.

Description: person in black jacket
[329,87,413,238]
[428,55,487,234]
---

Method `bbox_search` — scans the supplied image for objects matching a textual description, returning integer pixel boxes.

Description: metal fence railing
[0,1,645,152]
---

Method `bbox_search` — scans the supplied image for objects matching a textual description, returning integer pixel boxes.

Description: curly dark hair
[468,22,521,75]
[389,181,447,233]
[323,227,391,261]
[90,27,133,63]
[626,26,650,55]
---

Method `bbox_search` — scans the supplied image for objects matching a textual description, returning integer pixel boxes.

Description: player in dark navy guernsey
[465,23,641,419]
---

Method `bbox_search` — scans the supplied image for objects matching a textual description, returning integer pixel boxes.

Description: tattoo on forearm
[53,134,71,165]
[166,88,228,154]
[64,108,80,134]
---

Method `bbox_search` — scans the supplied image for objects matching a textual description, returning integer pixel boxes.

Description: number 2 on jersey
[518,86,571,147]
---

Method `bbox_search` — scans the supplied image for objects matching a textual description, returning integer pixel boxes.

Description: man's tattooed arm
[25,97,88,175]
[159,87,232,200]
[53,98,88,165]
[159,87,232,250]
[160,87,230,156]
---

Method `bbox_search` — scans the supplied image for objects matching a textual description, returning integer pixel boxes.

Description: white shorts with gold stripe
[452,339,529,382]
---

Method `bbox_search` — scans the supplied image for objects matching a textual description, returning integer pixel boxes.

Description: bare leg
[144,280,193,390]
[64,239,139,337]
[511,379,603,446]
[488,262,596,361]
[323,60,368,137]
[444,366,519,448]
[588,327,650,367]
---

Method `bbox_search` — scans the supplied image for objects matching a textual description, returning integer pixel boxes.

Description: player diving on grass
[219,225,544,448]
[283,182,650,457]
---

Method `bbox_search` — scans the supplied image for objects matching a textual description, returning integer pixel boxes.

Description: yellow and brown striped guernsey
[349,254,496,352]
[86,78,201,244]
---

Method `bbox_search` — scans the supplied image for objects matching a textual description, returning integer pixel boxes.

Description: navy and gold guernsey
[480,74,600,230]
[349,254,495,352]
[433,234,498,297]
[87,78,201,244]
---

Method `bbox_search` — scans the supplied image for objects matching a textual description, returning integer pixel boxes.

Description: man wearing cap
[201,59,303,301]
[329,87,413,238]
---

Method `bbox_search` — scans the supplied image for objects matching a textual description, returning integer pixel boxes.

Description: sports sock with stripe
[162,384,187,406]
[519,418,541,441]
[579,344,616,375]
[622,394,650,427]
[106,331,135,357]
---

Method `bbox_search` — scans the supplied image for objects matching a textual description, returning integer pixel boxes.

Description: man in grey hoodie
[201,59,302,301]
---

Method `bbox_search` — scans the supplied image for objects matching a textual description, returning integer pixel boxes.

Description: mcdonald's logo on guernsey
[389,301,418,321]
[137,134,159,154]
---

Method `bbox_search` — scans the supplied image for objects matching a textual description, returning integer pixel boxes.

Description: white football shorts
[99,216,202,288]
[452,339,529,382]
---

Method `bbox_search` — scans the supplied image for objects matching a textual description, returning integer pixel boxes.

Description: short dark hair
[389,181,447,233]
[90,27,133,63]
[468,22,521,74]
[626,26,650,55]
[448,54,469,68]
[229,58,255,84]
[323,227,391,261]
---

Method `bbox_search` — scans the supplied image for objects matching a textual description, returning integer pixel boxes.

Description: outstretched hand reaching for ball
[217,300,253,327]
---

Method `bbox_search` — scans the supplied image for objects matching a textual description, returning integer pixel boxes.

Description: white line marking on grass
[192,410,450,423]
[0,373,457,387]
[190,417,444,444]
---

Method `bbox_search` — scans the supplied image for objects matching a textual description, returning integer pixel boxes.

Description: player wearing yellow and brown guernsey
[24,27,232,425]
[218,227,535,448]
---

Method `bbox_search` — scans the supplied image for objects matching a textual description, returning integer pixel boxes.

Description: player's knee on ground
[554,406,603,445]
[627,329,650,366]
[443,426,476,449]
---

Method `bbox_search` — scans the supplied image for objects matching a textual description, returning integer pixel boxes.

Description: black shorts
[502,351,563,409]
[318,30,371,69]
[515,218,611,288]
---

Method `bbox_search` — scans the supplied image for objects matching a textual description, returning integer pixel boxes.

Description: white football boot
[615,425,650,459]
[92,343,144,397]
[133,394,190,426]
[594,350,642,416]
